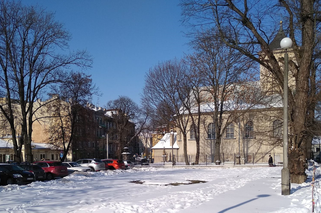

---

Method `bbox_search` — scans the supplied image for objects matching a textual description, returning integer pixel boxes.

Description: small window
[208,123,215,139]
[190,124,197,139]
[273,120,282,138]
[244,121,254,139]
[226,123,234,138]
[40,154,46,159]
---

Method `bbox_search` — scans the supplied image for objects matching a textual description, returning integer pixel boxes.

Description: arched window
[190,124,197,139]
[226,123,234,138]
[273,120,282,138]
[244,121,254,139]
[208,123,215,139]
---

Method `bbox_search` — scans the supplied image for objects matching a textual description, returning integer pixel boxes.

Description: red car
[101,159,125,170]
[34,161,68,180]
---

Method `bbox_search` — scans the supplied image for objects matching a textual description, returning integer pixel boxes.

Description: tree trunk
[288,148,307,183]
[287,0,314,183]
[183,134,189,165]
[214,139,221,163]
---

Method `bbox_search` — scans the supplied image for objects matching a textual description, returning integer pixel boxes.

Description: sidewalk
[181,173,291,213]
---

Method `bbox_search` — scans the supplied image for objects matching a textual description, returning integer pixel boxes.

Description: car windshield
[48,162,63,166]
[10,165,25,171]
[93,159,102,162]
[32,165,43,171]
[117,160,124,163]
[69,162,81,167]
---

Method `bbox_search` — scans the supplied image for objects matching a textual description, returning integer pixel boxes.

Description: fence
[152,152,271,165]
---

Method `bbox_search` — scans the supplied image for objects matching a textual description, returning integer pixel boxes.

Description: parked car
[19,164,46,181]
[141,158,149,165]
[34,161,68,180]
[76,158,105,171]
[5,160,19,165]
[0,163,35,185]
[123,160,134,169]
[101,159,125,170]
[62,162,91,173]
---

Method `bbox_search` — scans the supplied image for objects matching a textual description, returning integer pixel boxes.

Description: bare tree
[46,72,97,162]
[0,1,91,162]
[143,60,192,165]
[181,0,320,183]
[106,96,142,159]
[185,28,258,163]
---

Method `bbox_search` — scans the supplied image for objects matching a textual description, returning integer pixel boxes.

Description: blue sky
[23,0,191,107]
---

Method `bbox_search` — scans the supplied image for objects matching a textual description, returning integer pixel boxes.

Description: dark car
[0,163,35,185]
[141,159,149,165]
[19,164,46,181]
[34,161,68,180]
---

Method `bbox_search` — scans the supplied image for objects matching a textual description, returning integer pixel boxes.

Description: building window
[190,124,197,139]
[40,154,46,160]
[51,154,54,160]
[244,121,254,139]
[226,123,234,138]
[273,120,282,138]
[208,123,215,139]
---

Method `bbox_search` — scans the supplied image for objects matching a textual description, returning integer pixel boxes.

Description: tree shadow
[218,194,270,213]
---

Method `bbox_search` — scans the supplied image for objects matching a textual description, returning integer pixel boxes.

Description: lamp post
[280,37,292,195]
[106,133,109,159]
[171,129,174,165]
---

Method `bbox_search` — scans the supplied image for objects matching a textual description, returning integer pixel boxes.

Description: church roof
[152,133,179,149]
[269,21,286,50]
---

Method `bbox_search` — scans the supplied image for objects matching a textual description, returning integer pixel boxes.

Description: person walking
[268,155,273,167]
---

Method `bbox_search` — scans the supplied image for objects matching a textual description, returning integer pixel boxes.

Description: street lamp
[171,129,174,165]
[106,133,109,159]
[280,37,292,195]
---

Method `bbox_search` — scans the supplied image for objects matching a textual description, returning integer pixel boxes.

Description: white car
[123,160,134,169]
[76,158,106,171]
[62,162,91,173]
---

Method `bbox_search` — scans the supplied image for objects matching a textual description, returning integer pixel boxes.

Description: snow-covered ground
[0,163,320,213]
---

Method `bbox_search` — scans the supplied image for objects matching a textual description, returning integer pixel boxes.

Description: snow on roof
[178,82,283,115]
[0,139,13,148]
[152,133,179,149]
[0,139,58,150]
[31,142,57,149]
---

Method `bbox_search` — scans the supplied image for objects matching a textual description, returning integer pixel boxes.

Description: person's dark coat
[268,155,273,166]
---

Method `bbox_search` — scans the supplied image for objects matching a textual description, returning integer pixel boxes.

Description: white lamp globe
[280,37,292,49]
